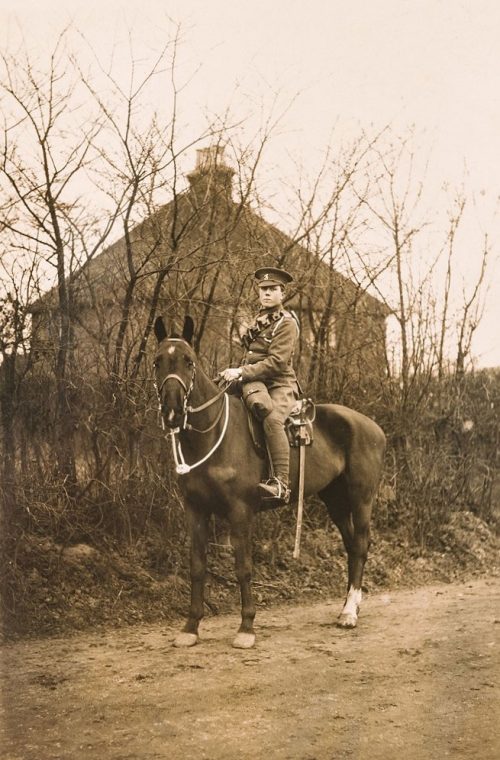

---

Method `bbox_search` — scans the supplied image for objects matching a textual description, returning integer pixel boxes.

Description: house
[31,146,389,398]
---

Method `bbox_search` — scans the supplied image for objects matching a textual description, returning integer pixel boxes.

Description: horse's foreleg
[229,509,256,649]
[174,506,209,648]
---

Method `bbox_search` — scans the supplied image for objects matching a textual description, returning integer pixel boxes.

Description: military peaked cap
[254,267,294,287]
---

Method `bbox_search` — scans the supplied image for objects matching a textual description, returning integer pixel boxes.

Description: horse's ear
[154,316,168,343]
[182,315,194,345]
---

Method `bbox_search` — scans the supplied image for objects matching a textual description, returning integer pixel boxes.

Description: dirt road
[1,579,499,760]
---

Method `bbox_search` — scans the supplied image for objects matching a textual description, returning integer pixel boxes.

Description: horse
[153,315,386,649]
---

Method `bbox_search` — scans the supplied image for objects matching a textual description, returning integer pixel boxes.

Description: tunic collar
[256,306,283,323]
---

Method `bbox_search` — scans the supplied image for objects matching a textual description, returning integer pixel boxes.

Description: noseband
[154,340,230,475]
[155,369,195,430]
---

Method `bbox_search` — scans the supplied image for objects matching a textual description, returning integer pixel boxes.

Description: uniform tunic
[240,307,299,392]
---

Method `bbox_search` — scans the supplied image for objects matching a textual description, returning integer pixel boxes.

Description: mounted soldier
[220,266,300,507]
[153,309,385,647]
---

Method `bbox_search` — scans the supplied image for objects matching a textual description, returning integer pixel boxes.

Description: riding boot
[258,412,291,507]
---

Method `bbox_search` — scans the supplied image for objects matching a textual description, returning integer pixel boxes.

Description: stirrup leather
[257,477,291,506]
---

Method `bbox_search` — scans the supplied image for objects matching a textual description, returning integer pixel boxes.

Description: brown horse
[153,315,386,649]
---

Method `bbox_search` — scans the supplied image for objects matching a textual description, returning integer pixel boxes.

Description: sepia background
[1,2,499,758]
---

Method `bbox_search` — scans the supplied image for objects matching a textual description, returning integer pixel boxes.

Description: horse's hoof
[337,613,358,629]
[173,632,198,647]
[232,632,256,649]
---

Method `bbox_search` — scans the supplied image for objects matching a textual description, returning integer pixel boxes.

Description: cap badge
[263,273,269,280]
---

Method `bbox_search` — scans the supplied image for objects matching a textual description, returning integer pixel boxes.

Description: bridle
[154,339,230,475]
[155,367,196,431]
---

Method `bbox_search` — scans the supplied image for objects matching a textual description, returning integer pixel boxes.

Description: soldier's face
[258,284,284,309]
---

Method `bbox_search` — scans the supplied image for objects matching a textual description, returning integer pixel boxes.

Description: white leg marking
[337,585,362,628]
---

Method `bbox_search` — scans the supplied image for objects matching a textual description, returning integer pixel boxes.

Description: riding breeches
[262,386,297,484]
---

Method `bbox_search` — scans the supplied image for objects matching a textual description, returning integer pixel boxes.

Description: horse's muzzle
[162,405,184,430]
[156,375,188,430]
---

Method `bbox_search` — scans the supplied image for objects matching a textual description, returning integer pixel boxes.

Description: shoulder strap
[271,315,285,336]
[288,309,301,333]
[276,309,300,336]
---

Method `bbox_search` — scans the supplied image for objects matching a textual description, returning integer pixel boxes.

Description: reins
[169,394,230,475]
[154,347,231,475]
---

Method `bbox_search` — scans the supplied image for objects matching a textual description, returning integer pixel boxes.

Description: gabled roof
[31,148,390,320]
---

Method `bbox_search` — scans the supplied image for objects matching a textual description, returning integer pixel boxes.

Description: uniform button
[248,350,253,354]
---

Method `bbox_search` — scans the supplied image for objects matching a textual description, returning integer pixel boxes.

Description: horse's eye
[185,355,194,367]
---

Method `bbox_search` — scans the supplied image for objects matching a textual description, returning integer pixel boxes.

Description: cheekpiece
[254,267,294,288]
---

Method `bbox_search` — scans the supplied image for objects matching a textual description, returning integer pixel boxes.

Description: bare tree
[436,196,466,379]
[0,34,119,482]
[454,234,489,377]
[0,249,40,532]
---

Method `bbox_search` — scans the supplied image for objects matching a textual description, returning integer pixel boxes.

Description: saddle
[245,397,315,459]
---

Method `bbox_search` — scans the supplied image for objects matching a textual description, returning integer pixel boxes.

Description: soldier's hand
[220,367,242,383]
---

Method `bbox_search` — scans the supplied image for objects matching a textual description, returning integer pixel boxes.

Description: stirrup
[257,477,290,508]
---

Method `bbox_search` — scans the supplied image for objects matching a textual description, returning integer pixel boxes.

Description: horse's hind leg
[229,507,256,649]
[174,505,209,647]
[319,475,373,628]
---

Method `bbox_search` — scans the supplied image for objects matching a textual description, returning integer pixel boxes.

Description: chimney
[187,145,235,202]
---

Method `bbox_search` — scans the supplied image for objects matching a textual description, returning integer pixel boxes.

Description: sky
[2,0,500,367]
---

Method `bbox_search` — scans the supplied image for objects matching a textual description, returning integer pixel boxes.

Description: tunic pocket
[242,381,274,420]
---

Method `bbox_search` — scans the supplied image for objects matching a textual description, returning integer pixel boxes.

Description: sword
[293,425,307,559]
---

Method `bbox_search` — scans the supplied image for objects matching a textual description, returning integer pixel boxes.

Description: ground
[1,578,499,760]
[3,511,499,638]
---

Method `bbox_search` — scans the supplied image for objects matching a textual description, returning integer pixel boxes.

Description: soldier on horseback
[220,267,300,506]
